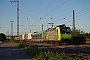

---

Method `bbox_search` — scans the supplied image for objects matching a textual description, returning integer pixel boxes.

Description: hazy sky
[0,0,90,35]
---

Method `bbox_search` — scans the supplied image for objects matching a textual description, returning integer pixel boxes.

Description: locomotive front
[56,24,71,42]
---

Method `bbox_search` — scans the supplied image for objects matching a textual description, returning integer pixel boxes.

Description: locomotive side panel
[44,28,57,41]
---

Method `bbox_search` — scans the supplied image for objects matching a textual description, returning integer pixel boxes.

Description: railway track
[63,48,90,59]
[18,40,90,59]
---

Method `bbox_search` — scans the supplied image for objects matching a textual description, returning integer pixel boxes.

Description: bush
[71,36,86,44]
[0,33,7,41]
[34,51,86,60]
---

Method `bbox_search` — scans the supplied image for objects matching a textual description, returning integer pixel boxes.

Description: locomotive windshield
[60,27,71,34]
[66,27,71,34]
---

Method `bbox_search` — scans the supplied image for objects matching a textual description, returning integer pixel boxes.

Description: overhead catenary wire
[14,3,90,24]
[59,7,90,21]
[20,0,83,18]
[20,0,56,19]
[38,6,90,23]
[31,0,71,26]
[77,16,90,21]
[14,0,90,32]
[56,0,84,19]
[76,16,90,24]
[19,10,39,19]
[30,6,90,30]
[76,7,90,14]
[19,0,86,25]
[19,0,56,28]
[37,0,56,15]
[42,0,70,18]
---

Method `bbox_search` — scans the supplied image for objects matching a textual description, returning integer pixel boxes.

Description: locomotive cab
[56,24,71,42]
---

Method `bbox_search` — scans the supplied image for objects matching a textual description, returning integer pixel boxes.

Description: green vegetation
[71,29,90,39]
[71,36,86,44]
[0,33,7,41]
[34,51,86,60]
[9,40,20,46]
[84,33,90,39]
[25,47,44,57]
[71,29,90,44]
[10,40,87,60]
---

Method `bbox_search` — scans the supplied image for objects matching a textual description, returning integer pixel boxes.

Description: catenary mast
[10,0,19,36]
[72,10,75,31]
[10,21,14,36]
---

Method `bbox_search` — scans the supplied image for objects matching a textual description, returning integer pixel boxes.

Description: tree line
[0,33,7,41]
[72,29,90,39]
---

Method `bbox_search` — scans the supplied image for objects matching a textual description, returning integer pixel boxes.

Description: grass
[25,47,44,58]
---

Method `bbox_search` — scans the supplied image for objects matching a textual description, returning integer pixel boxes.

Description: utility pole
[72,10,77,37]
[10,21,14,36]
[72,10,75,31]
[42,24,43,31]
[10,0,19,36]
[42,24,44,40]
[8,30,9,36]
